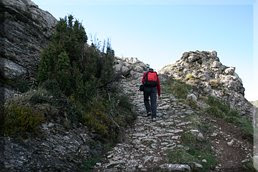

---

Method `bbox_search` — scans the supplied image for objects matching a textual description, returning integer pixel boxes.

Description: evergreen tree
[37,15,115,98]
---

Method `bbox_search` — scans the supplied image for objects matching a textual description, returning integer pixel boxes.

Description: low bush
[82,93,136,142]
[82,98,111,138]
[4,103,45,136]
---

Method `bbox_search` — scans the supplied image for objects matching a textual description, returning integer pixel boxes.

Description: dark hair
[149,68,154,72]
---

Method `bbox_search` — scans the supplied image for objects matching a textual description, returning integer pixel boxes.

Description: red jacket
[141,71,161,97]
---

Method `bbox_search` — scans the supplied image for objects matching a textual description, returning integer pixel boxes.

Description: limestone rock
[227,139,234,146]
[1,0,57,96]
[211,61,222,68]
[1,126,94,171]
[159,50,254,117]
[114,57,149,78]
[0,58,27,80]
[224,67,235,75]
[186,93,197,102]
[159,163,191,172]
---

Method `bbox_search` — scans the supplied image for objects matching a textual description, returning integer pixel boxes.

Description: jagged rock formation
[0,0,57,99]
[159,50,254,117]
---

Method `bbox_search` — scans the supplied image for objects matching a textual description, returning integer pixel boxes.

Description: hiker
[141,68,161,121]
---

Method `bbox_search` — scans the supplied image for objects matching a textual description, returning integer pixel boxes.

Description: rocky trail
[94,75,253,172]
[94,77,202,172]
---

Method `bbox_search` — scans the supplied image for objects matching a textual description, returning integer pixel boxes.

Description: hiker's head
[149,68,154,72]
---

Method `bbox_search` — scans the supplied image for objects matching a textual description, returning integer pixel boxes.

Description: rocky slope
[94,57,253,172]
[159,51,254,117]
[0,0,57,100]
[1,124,97,171]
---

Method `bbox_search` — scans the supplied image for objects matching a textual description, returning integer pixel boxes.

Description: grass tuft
[163,78,192,99]
[167,132,216,172]
[205,96,253,141]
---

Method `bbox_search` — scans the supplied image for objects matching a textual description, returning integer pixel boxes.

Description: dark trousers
[144,87,157,118]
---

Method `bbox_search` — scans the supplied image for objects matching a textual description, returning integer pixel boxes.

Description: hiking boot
[152,117,156,122]
[146,112,151,117]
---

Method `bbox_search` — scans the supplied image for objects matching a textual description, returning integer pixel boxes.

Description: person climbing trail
[141,68,161,121]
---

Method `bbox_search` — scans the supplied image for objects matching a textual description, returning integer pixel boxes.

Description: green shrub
[81,93,136,142]
[40,79,62,96]
[37,15,88,96]
[35,15,136,143]
[37,14,116,101]
[56,52,72,95]
[83,156,101,172]
[4,103,45,136]
[115,94,136,124]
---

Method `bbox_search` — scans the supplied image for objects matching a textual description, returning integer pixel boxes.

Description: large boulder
[159,50,254,116]
[114,57,149,80]
[0,0,57,100]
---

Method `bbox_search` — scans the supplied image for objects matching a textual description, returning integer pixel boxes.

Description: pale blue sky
[33,0,257,101]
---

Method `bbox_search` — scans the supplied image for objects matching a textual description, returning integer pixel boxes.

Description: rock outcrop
[0,0,57,100]
[114,57,149,79]
[159,50,254,117]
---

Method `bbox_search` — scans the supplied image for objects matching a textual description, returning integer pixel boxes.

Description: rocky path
[94,77,196,171]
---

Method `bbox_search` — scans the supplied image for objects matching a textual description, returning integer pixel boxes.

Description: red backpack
[144,72,158,87]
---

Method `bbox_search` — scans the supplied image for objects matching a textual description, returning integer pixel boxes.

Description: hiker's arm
[142,72,147,84]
